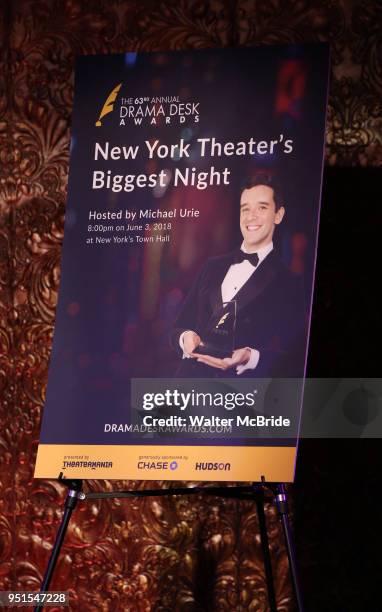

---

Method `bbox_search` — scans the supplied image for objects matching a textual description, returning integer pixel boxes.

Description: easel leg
[34,479,83,612]
[275,484,304,612]
[254,484,278,612]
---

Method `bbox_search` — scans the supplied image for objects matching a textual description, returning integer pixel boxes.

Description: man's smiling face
[240,184,285,252]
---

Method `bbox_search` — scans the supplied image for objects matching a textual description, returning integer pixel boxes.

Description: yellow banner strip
[34,444,296,482]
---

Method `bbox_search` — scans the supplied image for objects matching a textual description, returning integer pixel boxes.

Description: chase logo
[95,82,123,127]
[137,460,179,471]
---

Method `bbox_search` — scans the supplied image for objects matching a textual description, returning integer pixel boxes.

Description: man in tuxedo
[170,173,306,377]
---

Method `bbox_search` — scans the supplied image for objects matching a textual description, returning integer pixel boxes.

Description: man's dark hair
[241,172,285,210]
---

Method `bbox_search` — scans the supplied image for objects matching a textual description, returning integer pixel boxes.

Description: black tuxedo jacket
[170,249,307,377]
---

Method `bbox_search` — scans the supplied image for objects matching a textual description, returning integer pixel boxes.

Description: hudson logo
[95,82,123,127]
[195,462,231,471]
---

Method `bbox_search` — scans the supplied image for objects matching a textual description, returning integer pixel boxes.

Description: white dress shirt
[181,242,274,374]
[221,242,273,303]
[222,242,273,374]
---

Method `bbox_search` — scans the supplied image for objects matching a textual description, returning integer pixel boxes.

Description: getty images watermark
[128,378,382,439]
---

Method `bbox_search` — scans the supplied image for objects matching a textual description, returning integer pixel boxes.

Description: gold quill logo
[95,83,123,127]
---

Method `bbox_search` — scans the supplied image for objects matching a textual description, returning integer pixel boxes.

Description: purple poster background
[37,44,329,449]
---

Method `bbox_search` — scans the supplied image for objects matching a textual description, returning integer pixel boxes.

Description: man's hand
[183,330,202,356]
[193,347,251,370]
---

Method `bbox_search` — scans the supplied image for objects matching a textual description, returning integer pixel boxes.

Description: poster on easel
[34,44,329,482]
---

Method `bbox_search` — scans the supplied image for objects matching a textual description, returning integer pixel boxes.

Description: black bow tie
[233,250,259,267]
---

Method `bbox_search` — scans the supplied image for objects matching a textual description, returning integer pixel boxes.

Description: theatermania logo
[95,82,200,127]
[62,459,113,470]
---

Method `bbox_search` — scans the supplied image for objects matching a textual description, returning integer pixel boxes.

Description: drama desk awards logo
[95,81,200,127]
[95,83,123,127]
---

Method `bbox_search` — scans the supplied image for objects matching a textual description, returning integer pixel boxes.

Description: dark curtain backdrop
[0,1,381,611]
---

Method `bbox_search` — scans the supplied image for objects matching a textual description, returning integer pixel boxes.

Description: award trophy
[198,300,237,358]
